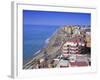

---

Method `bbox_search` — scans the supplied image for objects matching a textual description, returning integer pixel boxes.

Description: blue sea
[23,25,61,64]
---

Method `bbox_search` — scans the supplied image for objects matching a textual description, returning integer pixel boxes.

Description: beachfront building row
[58,25,91,67]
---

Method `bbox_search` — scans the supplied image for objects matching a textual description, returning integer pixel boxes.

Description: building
[61,38,85,58]
[62,40,78,58]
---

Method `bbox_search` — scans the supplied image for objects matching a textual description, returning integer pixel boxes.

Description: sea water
[23,25,60,64]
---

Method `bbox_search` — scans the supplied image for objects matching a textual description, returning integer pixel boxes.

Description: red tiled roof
[70,61,88,67]
[76,61,88,66]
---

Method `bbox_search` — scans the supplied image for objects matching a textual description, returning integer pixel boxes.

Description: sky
[23,10,91,26]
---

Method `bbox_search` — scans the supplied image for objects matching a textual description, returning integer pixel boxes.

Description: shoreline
[23,27,60,68]
[23,25,91,69]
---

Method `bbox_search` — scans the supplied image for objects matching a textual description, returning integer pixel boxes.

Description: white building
[62,39,85,57]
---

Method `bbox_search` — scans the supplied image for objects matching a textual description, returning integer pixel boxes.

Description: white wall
[0,0,100,80]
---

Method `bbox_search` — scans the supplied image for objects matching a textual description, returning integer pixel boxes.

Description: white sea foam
[45,38,50,44]
[34,50,41,55]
